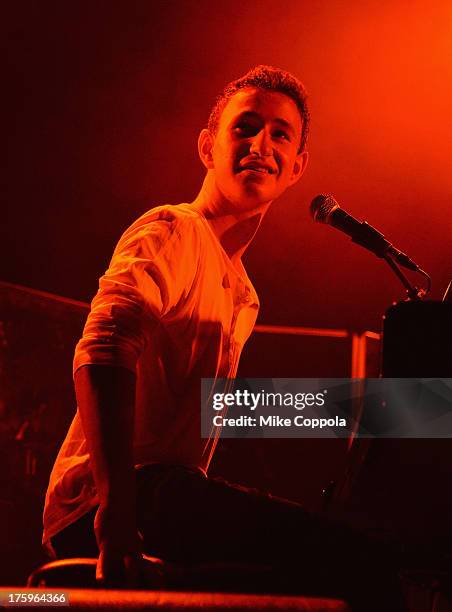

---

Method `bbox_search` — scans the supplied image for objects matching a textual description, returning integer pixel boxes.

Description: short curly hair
[207,65,310,153]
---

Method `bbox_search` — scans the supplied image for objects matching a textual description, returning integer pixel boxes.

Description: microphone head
[310,194,339,223]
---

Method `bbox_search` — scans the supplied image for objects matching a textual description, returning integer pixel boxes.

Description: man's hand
[94,504,143,588]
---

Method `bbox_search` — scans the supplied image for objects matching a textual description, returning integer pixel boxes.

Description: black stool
[27,556,315,594]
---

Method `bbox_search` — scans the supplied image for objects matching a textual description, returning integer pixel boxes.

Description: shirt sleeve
[73,209,200,375]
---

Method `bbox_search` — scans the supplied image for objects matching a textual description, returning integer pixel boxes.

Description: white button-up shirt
[43,203,259,548]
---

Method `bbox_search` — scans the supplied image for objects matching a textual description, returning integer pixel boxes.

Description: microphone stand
[383,253,429,301]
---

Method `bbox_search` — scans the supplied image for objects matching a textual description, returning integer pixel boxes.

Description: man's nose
[249,129,272,157]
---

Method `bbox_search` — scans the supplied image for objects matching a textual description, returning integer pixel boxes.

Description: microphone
[310,194,420,272]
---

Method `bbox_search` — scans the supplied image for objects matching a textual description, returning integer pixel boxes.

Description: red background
[5,0,452,333]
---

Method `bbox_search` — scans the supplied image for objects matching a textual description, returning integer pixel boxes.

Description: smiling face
[199,87,308,213]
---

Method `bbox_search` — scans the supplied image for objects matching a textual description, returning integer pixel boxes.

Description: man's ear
[289,150,309,186]
[198,128,215,170]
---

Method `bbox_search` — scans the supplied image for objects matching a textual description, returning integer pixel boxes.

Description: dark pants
[51,464,406,610]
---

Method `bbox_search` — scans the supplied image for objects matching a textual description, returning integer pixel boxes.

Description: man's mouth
[238,162,276,175]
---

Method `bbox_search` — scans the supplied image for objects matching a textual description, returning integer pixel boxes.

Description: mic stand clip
[383,254,428,301]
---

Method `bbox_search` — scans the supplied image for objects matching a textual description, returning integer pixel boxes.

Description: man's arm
[75,364,142,586]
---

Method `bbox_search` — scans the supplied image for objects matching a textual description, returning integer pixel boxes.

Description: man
[43,66,405,610]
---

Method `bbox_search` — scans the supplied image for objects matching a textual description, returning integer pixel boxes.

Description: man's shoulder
[128,203,201,234]
[115,203,205,259]
[125,204,200,234]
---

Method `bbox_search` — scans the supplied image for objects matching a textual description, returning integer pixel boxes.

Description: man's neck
[191,173,271,265]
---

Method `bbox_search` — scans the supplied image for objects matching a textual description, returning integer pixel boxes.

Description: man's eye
[274,130,290,141]
[234,122,257,135]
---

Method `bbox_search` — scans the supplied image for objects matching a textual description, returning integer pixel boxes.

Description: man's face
[206,87,307,210]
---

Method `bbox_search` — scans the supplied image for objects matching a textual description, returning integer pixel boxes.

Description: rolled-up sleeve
[73,210,199,375]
